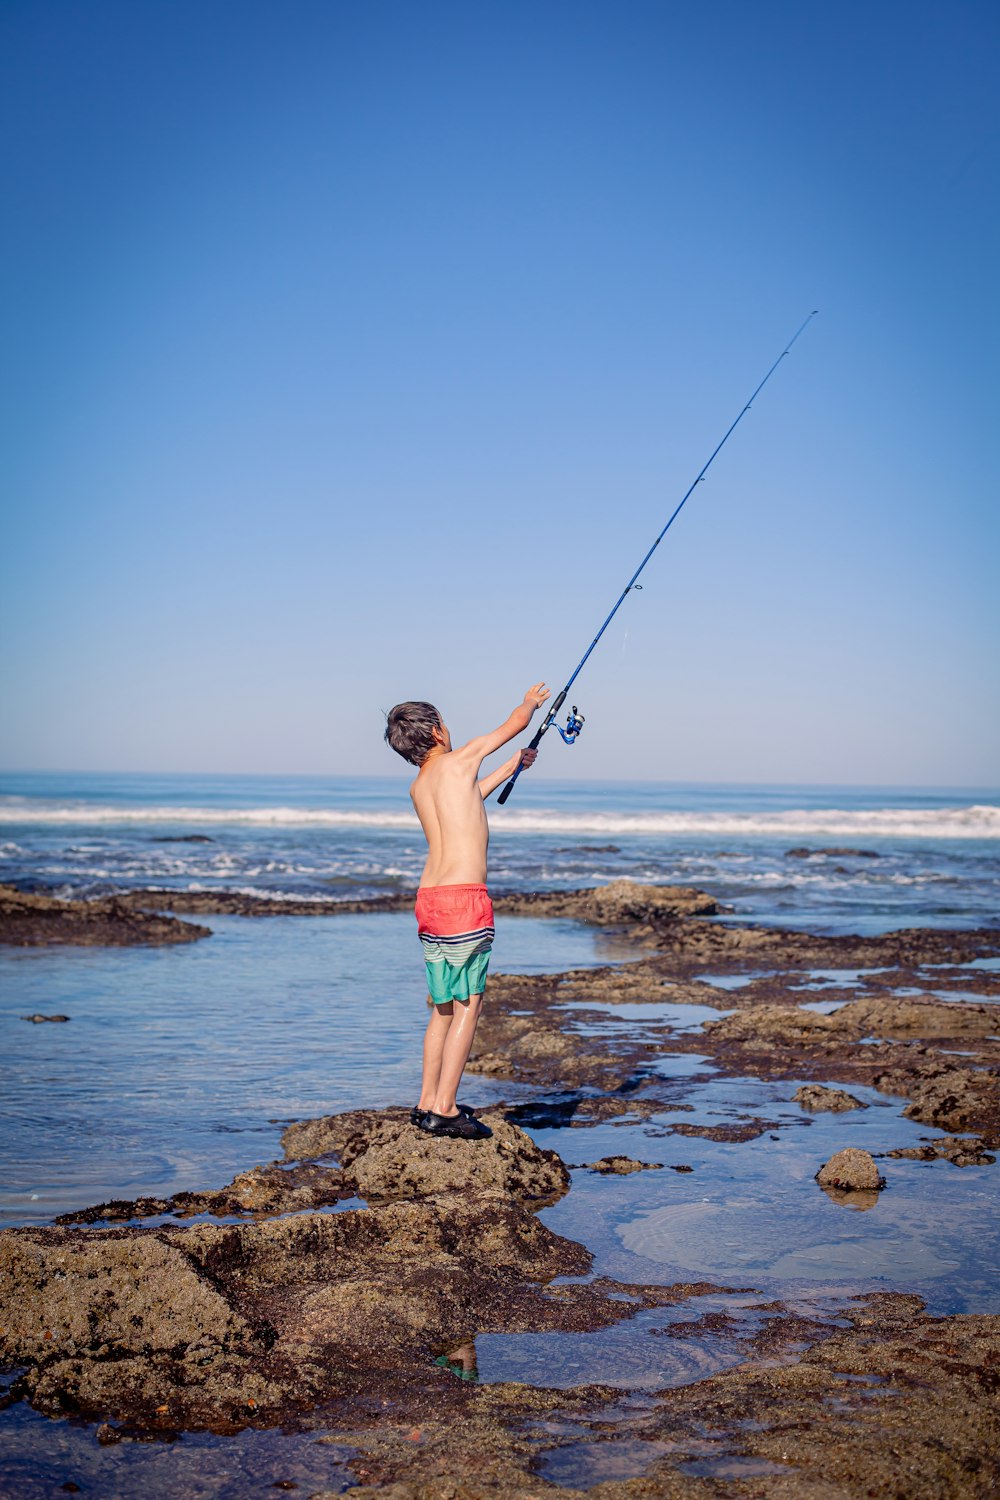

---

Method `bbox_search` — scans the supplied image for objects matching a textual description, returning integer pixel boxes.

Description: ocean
[2,771,999,930]
[1,773,998,1234]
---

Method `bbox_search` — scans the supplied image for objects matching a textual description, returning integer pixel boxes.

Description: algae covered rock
[573,1156,664,1174]
[496,879,721,924]
[794,1083,868,1112]
[282,1108,568,1204]
[816,1148,886,1192]
[0,1230,263,1368]
[0,883,211,947]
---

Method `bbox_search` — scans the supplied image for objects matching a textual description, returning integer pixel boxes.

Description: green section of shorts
[426,950,491,1004]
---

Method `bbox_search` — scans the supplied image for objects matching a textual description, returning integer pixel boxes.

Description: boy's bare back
[409,683,550,887]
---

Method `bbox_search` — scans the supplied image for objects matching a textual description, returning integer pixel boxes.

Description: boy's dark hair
[384,701,443,766]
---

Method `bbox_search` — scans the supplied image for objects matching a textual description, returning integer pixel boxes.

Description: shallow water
[528,1073,1000,1319]
[0,914,605,1227]
[0,1403,356,1500]
[475,1300,753,1390]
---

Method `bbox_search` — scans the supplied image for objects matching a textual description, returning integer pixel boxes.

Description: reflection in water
[819,1184,881,1211]
[433,1339,479,1382]
[617,1192,961,1283]
[475,1301,756,1390]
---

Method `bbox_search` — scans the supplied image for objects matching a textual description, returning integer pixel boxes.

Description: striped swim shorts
[415,883,495,1004]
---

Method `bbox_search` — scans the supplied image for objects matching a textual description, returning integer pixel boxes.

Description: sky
[1,0,997,786]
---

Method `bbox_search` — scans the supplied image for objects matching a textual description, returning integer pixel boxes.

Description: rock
[816,1148,886,1192]
[0,885,210,948]
[109,880,721,926]
[497,880,722,925]
[786,847,879,859]
[875,1063,995,1133]
[794,1084,868,1112]
[707,1005,838,1041]
[887,1135,996,1167]
[572,1156,664,1174]
[835,996,996,1038]
[282,1109,569,1204]
[0,1231,263,1367]
[0,1111,683,1430]
[151,835,214,843]
[21,1013,70,1024]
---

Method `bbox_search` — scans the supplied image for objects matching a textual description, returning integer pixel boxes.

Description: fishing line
[497,311,819,805]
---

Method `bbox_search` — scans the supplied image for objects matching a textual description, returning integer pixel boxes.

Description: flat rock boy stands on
[384,684,550,1139]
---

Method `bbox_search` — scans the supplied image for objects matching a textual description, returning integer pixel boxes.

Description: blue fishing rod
[497,311,819,806]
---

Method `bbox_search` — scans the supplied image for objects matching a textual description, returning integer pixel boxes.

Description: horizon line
[1,768,998,796]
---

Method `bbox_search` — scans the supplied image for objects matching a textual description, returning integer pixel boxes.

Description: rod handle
[496,772,519,805]
[495,704,556,805]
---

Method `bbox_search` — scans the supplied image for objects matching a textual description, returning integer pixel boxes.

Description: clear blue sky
[1,0,997,784]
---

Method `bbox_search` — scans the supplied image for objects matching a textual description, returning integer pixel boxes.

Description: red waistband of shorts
[417,883,489,894]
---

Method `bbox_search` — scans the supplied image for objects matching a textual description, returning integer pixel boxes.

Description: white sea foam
[1,801,998,839]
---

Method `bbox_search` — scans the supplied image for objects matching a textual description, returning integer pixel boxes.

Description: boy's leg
[419,999,453,1112]
[431,994,483,1117]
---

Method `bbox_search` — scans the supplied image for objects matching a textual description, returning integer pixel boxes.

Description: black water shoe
[410,1104,476,1127]
[418,1110,492,1140]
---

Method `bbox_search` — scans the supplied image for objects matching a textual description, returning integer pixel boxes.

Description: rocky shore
[2,881,999,1496]
[0,884,211,946]
[0,878,722,945]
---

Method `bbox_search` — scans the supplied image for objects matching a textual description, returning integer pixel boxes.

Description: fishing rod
[497,310,818,806]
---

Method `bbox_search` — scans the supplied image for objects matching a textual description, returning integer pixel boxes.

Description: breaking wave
[2,800,998,839]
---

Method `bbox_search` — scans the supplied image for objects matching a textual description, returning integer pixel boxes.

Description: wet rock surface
[281,1107,570,1205]
[793,1083,867,1112]
[3,879,1000,1496]
[886,1134,997,1167]
[0,1117,743,1440]
[0,884,211,947]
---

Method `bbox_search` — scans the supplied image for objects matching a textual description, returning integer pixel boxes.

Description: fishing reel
[554,705,586,744]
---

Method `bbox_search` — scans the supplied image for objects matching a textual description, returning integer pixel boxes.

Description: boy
[384,683,550,1139]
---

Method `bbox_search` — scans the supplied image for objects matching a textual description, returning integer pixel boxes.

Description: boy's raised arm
[456,683,550,769]
[478,747,539,799]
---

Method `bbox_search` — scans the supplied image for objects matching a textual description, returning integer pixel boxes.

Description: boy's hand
[523,682,550,712]
[517,748,539,772]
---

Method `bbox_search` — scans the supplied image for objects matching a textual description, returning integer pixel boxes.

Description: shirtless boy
[384,683,550,1139]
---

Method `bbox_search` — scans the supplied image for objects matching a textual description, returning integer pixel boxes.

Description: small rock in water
[794,1084,867,1113]
[22,1014,70,1024]
[573,1156,663,1175]
[151,834,215,843]
[816,1147,885,1192]
[785,846,880,859]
